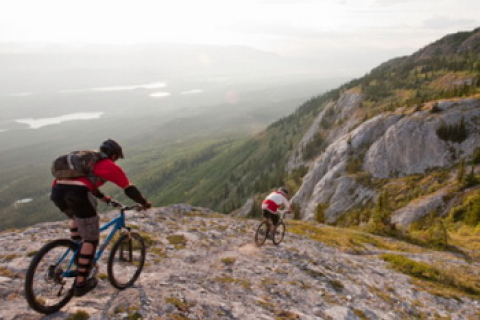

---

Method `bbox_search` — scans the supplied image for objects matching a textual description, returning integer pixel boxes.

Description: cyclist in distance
[261,187,292,238]
[50,139,152,297]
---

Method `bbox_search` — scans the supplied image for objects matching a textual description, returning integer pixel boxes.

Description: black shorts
[50,184,97,219]
[51,184,100,241]
[263,209,279,226]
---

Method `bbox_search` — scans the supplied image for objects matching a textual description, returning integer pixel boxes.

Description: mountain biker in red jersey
[261,187,292,238]
[50,139,151,297]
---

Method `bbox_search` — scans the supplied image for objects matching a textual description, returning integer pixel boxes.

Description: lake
[16,112,104,129]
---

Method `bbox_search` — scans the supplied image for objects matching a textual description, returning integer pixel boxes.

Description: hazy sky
[1,0,479,76]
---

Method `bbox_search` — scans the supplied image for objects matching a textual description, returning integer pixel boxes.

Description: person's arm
[93,160,151,208]
[283,197,292,213]
[92,188,109,202]
[124,185,151,209]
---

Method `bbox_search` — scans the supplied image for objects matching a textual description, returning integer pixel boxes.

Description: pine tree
[369,191,392,235]
[457,159,466,184]
[465,166,479,187]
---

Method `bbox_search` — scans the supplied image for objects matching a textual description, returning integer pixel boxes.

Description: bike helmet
[100,139,124,159]
[278,187,289,196]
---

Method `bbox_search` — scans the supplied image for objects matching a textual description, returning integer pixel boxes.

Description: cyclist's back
[261,187,291,238]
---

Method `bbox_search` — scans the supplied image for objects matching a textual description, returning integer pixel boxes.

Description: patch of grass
[167,234,187,249]
[27,251,38,257]
[289,221,420,254]
[381,253,480,297]
[221,257,236,265]
[66,310,90,320]
[275,310,300,319]
[151,247,167,258]
[369,285,397,304]
[214,276,251,289]
[328,279,344,292]
[98,273,108,280]
[353,309,369,320]
[0,254,18,260]
[167,314,191,320]
[0,267,15,277]
[165,297,195,311]
[127,312,142,320]
[256,299,276,312]
[139,232,157,247]
[447,225,480,261]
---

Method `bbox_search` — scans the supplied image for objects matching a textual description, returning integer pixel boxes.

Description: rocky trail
[1,205,479,320]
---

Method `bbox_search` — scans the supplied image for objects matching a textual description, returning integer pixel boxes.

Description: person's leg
[270,213,279,235]
[74,216,99,283]
[65,186,99,296]
[263,210,275,237]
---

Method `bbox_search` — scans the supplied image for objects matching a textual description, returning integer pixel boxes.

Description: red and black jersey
[52,159,130,191]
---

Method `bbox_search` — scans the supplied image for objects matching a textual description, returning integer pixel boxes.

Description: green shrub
[436,117,467,143]
[473,147,480,164]
[464,192,480,226]
[464,166,479,188]
[430,103,442,113]
[448,191,480,226]
[367,191,393,235]
[315,204,328,224]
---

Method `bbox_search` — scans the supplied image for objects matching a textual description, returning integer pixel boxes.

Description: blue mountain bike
[24,202,146,314]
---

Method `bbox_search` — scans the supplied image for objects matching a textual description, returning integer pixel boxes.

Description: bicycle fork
[120,231,134,262]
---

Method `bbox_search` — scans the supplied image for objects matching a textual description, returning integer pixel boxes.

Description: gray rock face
[364,99,480,178]
[1,206,479,319]
[287,91,363,172]
[293,96,480,224]
[293,112,401,221]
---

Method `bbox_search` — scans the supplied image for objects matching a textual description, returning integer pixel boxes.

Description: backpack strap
[86,151,108,188]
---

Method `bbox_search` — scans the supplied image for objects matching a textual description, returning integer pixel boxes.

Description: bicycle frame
[59,205,135,278]
[95,210,126,262]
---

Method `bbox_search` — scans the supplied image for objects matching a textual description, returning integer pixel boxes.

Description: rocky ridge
[1,204,479,320]
[291,96,480,224]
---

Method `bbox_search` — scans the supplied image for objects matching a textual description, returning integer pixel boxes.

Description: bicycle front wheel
[107,232,146,289]
[24,239,78,314]
[255,221,269,246]
[273,222,286,245]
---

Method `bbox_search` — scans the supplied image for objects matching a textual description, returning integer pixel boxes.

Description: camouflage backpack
[51,150,107,180]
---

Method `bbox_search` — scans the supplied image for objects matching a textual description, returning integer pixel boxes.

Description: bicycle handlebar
[108,201,143,211]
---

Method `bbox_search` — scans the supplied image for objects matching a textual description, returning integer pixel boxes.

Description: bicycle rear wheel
[24,239,78,314]
[255,221,269,246]
[273,222,286,245]
[107,232,146,289]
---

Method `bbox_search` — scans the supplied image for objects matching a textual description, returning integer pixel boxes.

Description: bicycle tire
[107,232,146,289]
[255,221,269,246]
[24,239,78,314]
[273,221,286,245]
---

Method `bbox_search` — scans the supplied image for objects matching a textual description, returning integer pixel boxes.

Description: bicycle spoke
[255,222,269,246]
[25,240,77,314]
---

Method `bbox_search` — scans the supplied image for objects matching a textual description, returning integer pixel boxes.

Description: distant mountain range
[133,27,480,233]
